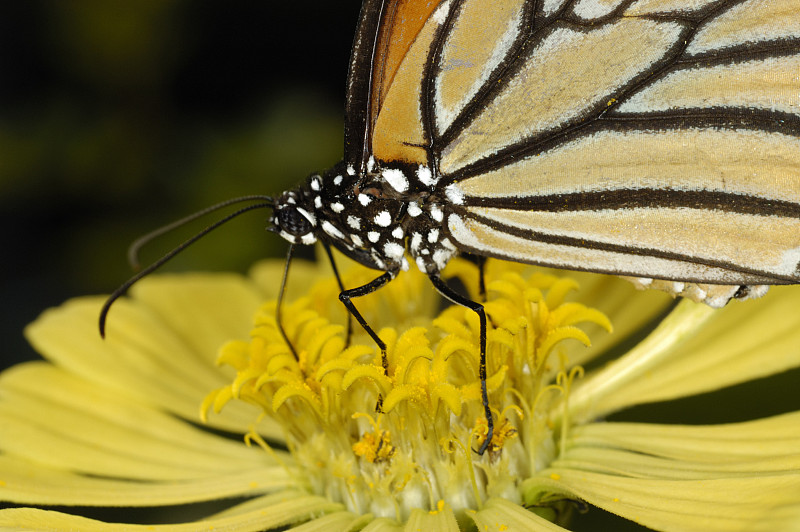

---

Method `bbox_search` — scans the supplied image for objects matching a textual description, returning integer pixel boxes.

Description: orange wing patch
[370,0,448,164]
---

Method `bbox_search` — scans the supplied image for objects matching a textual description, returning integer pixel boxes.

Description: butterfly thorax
[270,160,458,275]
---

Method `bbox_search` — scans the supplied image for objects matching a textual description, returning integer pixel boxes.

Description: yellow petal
[0,363,276,480]
[567,299,716,422]
[360,517,404,531]
[286,511,368,531]
[0,492,343,531]
[470,498,569,531]
[404,503,459,532]
[129,273,262,361]
[25,292,278,437]
[530,468,800,532]
[0,454,298,506]
[566,411,800,477]
[572,288,800,419]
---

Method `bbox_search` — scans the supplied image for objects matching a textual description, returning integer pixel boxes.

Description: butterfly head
[270,185,319,246]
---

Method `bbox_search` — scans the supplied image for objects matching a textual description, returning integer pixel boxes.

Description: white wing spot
[358,194,372,206]
[347,215,361,230]
[430,205,444,222]
[416,165,435,187]
[333,175,343,185]
[346,165,355,176]
[444,184,465,205]
[314,196,322,209]
[382,168,409,193]
[331,202,344,213]
[391,226,404,239]
[350,234,363,247]
[368,231,380,243]
[310,178,321,191]
[428,228,439,243]
[408,202,422,217]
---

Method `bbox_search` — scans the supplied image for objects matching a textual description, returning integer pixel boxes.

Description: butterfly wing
[347,0,800,288]
[344,0,448,171]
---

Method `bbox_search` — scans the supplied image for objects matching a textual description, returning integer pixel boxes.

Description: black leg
[277,244,299,360]
[339,270,397,375]
[321,242,353,346]
[427,274,492,455]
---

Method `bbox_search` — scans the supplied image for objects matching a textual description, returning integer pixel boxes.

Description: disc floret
[203,259,610,523]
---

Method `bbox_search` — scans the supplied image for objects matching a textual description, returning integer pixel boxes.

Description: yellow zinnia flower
[2,255,800,531]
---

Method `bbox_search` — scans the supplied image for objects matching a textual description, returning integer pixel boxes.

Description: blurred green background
[1,1,361,368]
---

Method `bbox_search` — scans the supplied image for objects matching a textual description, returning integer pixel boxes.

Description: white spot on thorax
[410,232,423,251]
[374,211,392,227]
[314,196,322,209]
[428,228,439,243]
[408,202,422,217]
[383,242,404,260]
[322,220,344,239]
[358,194,372,206]
[429,205,444,222]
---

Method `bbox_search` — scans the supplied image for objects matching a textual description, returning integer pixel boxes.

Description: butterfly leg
[427,273,492,455]
[277,244,299,359]
[339,270,398,375]
[321,241,353,346]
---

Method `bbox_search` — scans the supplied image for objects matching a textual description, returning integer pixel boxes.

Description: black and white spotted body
[270,158,459,278]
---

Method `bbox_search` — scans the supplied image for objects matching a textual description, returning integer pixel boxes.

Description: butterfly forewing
[358,0,800,289]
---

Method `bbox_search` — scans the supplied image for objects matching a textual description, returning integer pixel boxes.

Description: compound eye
[276,206,313,237]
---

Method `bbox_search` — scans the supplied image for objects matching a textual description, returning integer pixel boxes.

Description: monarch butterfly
[103,0,800,454]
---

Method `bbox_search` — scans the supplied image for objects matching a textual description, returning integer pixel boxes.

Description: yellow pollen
[353,429,395,463]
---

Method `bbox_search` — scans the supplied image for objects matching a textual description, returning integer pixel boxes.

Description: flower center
[203,259,611,523]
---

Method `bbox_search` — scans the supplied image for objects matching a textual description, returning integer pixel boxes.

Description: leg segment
[427,274,493,455]
[339,270,398,375]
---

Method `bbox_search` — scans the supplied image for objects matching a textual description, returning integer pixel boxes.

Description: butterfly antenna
[99,198,274,338]
[127,195,275,270]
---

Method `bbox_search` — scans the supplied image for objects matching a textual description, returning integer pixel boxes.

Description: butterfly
[104,0,800,454]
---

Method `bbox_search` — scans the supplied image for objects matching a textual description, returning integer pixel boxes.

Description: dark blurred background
[0,1,361,368]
